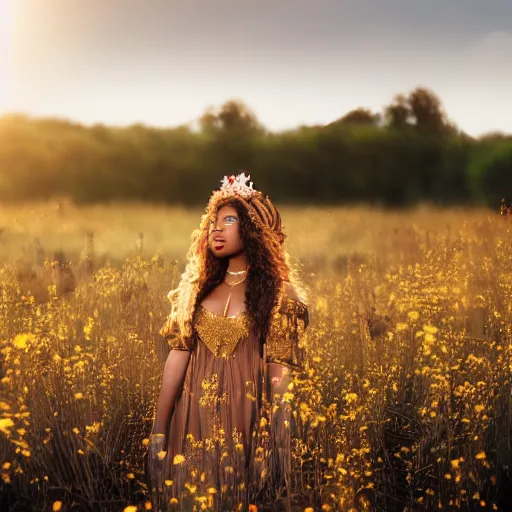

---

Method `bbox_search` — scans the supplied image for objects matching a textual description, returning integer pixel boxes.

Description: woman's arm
[152,348,191,435]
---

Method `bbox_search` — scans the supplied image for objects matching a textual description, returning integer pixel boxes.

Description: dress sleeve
[265,297,309,371]
[159,312,190,351]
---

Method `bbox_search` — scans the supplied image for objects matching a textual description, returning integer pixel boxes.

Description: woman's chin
[210,245,242,258]
[211,248,228,257]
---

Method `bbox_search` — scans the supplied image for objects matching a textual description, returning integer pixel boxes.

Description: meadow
[1,200,512,511]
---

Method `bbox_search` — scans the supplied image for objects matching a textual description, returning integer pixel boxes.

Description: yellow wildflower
[407,311,419,323]
[13,334,30,349]
[423,325,438,334]
[450,459,460,470]
[424,333,436,343]
[173,454,185,464]
[0,418,14,430]
[345,392,358,403]
[185,483,197,493]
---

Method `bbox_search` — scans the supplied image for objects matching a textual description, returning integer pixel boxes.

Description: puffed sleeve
[265,295,309,372]
[159,289,192,352]
[158,314,190,351]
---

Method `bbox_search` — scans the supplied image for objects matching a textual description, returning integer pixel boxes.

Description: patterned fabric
[159,314,190,351]
[265,297,309,371]
[159,297,309,370]
[159,296,309,368]
[194,306,250,357]
[150,291,309,509]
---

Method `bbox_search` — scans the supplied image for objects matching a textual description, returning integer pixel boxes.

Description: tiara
[217,172,257,199]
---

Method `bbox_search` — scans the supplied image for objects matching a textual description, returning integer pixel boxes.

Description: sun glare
[0,0,13,111]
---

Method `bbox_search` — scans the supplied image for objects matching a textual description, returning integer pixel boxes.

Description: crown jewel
[218,172,256,199]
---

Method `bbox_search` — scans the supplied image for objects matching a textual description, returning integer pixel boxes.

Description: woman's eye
[225,216,237,225]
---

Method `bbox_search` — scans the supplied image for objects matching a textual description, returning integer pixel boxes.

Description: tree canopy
[0,87,509,207]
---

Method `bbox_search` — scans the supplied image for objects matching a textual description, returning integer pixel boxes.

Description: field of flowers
[1,201,512,511]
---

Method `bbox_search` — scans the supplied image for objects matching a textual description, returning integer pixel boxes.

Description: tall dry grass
[1,201,511,511]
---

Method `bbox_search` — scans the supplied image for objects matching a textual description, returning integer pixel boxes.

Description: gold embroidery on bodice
[195,305,250,357]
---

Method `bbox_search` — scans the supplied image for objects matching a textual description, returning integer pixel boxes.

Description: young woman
[147,173,309,510]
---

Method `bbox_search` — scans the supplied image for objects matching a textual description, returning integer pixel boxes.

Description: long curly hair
[165,190,308,351]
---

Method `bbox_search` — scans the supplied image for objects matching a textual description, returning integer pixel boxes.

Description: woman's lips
[212,237,225,250]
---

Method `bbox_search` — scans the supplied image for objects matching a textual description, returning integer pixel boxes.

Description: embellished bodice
[194,305,251,357]
[159,286,309,372]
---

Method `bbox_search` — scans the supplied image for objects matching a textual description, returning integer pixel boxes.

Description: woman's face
[208,205,244,257]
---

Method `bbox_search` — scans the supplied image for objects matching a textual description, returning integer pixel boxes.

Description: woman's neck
[226,251,249,274]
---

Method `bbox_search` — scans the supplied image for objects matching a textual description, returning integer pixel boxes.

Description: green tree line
[0,86,511,207]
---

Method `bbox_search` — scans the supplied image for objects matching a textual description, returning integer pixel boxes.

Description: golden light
[0,1,12,111]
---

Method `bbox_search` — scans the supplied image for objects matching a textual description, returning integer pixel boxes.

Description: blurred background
[3,3,512,511]
[1,0,511,207]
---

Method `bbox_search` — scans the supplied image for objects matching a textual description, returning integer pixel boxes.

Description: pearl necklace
[226,267,249,276]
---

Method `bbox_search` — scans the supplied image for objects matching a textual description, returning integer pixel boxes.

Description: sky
[1,0,512,136]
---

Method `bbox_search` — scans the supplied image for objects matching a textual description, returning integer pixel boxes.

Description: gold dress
[148,293,309,511]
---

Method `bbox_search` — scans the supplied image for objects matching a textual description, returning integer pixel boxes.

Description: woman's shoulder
[280,281,307,306]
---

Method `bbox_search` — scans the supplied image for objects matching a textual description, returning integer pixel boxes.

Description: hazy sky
[2,0,512,135]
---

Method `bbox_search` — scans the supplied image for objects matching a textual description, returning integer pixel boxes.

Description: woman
[147,173,309,511]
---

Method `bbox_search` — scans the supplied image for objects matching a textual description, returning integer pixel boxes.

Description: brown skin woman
[148,174,309,510]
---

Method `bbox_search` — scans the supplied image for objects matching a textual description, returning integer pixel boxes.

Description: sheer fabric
[147,294,308,511]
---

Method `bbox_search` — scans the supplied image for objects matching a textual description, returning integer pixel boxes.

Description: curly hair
[165,190,308,351]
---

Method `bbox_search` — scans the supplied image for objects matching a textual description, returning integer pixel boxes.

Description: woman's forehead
[216,204,238,216]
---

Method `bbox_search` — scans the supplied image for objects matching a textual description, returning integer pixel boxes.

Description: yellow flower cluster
[0,206,509,511]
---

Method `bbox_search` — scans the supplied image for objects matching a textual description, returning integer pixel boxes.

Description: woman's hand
[268,362,291,403]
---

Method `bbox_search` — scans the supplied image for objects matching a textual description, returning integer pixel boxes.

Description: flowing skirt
[147,333,292,511]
